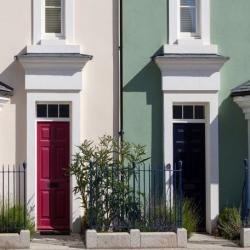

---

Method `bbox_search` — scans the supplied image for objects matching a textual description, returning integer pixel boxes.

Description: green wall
[211,0,249,208]
[123,0,167,166]
[123,0,249,209]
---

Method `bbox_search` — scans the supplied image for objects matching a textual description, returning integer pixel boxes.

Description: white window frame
[33,0,75,45]
[179,0,200,38]
[42,0,65,39]
[168,0,210,45]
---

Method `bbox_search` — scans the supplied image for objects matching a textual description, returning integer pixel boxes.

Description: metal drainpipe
[118,0,124,141]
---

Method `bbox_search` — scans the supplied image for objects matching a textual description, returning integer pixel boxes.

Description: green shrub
[69,135,149,231]
[182,198,201,238]
[0,205,35,235]
[217,207,241,240]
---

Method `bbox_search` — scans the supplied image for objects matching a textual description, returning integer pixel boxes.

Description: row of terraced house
[0,0,250,235]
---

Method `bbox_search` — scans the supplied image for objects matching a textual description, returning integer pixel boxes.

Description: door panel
[173,123,205,230]
[37,122,70,231]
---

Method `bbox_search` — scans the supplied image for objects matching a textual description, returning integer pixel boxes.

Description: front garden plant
[69,135,149,231]
[70,135,200,237]
[217,207,241,240]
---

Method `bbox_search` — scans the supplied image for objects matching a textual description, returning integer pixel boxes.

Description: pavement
[31,233,85,249]
[29,233,249,250]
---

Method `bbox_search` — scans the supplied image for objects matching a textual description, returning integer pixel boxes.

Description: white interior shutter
[180,0,197,33]
[45,0,64,34]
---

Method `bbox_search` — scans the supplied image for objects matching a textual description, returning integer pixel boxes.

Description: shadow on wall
[219,95,247,209]
[0,49,27,167]
[123,49,163,168]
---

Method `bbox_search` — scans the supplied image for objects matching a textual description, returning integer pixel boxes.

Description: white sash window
[44,0,64,37]
[168,0,210,45]
[33,0,74,44]
[180,0,200,37]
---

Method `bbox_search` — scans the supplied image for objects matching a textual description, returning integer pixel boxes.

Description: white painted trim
[155,56,228,93]
[65,0,75,44]
[33,0,74,45]
[27,92,81,233]
[164,93,219,233]
[201,0,210,45]
[18,54,91,91]
[168,0,211,48]
[33,0,43,45]
[172,119,206,123]
[0,97,10,111]
[169,0,178,45]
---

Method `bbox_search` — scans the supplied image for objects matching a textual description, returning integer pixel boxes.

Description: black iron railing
[0,163,27,233]
[88,161,183,232]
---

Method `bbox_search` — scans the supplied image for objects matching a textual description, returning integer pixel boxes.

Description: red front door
[37,122,70,231]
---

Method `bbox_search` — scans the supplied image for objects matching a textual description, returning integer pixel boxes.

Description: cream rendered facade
[0,0,119,232]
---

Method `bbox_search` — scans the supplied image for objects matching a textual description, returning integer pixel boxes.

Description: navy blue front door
[173,123,206,230]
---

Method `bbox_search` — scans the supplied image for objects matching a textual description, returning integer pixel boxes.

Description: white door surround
[17,53,92,232]
[155,53,228,233]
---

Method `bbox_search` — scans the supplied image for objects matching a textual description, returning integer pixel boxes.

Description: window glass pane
[45,8,61,33]
[46,0,61,7]
[37,104,47,118]
[59,105,70,118]
[195,106,205,119]
[48,104,59,118]
[181,7,196,33]
[183,106,193,119]
[173,105,182,119]
[181,0,196,6]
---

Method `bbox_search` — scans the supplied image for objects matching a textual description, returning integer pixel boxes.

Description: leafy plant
[69,135,149,231]
[217,207,241,240]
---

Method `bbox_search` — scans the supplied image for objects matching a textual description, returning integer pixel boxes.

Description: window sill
[27,44,81,54]
[40,39,66,46]
[164,40,218,54]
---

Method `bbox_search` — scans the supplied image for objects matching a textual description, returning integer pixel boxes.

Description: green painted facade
[123,0,249,210]
[123,0,167,167]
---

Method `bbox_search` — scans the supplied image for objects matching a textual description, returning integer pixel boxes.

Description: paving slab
[31,233,85,249]
[27,232,250,250]
[186,233,242,249]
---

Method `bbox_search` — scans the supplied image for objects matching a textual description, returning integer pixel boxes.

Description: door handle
[47,181,59,189]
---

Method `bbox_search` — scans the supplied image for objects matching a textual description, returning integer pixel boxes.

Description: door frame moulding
[164,93,219,233]
[36,103,71,231]
[27,92,81,232]
[155,53,228,233]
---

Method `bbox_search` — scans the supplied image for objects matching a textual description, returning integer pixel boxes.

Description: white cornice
[16,54,92,91]
[17,55,92,72]
[0,97,10,111]
[234,96,250,120]
[155,55,229,75]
